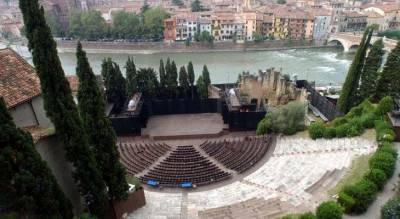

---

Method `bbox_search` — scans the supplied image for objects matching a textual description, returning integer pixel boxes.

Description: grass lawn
[328,153,373,196]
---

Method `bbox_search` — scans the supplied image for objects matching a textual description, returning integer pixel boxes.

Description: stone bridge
[328,33,398,52]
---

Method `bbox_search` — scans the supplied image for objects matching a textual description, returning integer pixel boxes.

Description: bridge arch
[327,38,355,52]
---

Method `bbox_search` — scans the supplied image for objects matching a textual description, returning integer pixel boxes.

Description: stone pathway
[344,143,400,219]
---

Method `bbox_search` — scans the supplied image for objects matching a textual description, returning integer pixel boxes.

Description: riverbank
[56,40,337,54]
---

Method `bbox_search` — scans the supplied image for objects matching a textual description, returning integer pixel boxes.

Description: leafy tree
[172,0,184,6]
[197,75,208,99]
[126,57,137,97]
[76,42,129,201]
[143,7,169,38]
[0,98,73,218]
[257,102,306,135]
[359,39,384,100]
[277,0,287,4]
[140,0,150,18]
[187,61,195,98]
[194,31,214,43]
[44,10,63,37]
[253,32,264,42]
[375,41,400,99]
[316,201,343,219]
[102,58,127,112]
[111,11,141,39]
[68,10,107,40]
[19,0,108,216]
[202,64,211,88]
[191,0,203,12]
[179,66,190,98]
[136,68,159,98]
[337,28,373,113]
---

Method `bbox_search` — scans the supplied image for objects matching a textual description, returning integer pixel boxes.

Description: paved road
[344,143,400,219]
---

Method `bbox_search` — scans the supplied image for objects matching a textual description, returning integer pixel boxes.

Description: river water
[58,47,353,85]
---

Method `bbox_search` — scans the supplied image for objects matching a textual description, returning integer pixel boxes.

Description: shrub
[363,168,387,190]
[375,120,395,142]
[369,151,396,177]
[316,201,343,219]
[323,127,337,139]
[346,104,364,118]
[376,96,394,116]
[299,212,317,219]
[343,179,377,214]
[379,142,397,157]
[332,117,348,127]
[309,122,325,139]
[335,124,350,138]
[256,118,268,135]
[338,191,355,213]
[381,197,400,219]
[360,113,376,129]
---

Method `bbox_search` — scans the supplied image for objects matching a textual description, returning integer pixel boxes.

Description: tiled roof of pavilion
[0,48,41,109]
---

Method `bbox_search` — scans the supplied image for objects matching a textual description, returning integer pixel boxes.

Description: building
[312,10,331,41]
[0,48,52,128]
[330,1,345,33]
[345,11,367,32]
[364,11,385,32]
[163,18,176,41]
[362,3,400,30]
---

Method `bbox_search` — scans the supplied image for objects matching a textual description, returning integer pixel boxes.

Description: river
[57,47,353,85]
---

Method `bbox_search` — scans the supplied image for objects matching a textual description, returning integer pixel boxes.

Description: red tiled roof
[0,48,41,109]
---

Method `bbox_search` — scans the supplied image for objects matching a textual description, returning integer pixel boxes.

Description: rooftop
[0,48,41,109]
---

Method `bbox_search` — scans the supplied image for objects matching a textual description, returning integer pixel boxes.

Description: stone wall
[35,135,83,215]
[238,68,307,108]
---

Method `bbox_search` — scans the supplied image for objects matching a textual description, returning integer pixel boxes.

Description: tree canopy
[102,58,127,112]
[68,10,107,40]
[126,57,137,97]
[191,0,204,12]
[76,42,129,201]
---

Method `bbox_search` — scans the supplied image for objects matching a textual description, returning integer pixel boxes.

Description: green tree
[202,64,211,88]
[0,98,73,218]
[179,66,190,98]
[316,201,343,219]
[277,0,287,4]
[197,75,208,99]
[126,57,137,97]
[68,10,82,38]
[68,10,107,40]
[375,41,400,100]
[136,68,159,98]
[159,59,166,90]
[191,0,203,12]
[111,11,141,39]
[76,42,129,201]
[102,59,127,112]
[140,0,150,18]
[337,28,373,113]
[166,60,178,98]
[19,0,108,216]
[253,32,264,42]
[359,39,384,100]
[187,61,195,98]
[143,7,169,38]
[44,10,63,36]
[172,0,184,6]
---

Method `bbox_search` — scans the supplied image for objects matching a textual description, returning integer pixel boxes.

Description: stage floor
[142,113,224,139]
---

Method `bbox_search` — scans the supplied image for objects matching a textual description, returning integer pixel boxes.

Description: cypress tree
[168,60,178,98]
[376,41,400,99]
[202,64,211,88]
[18,0,108,216]
[125,57,137,98]
[196,75,208,99]
[179,66,190,98]
[103,60,127,112]
[159,59,166,89]
[187,61,195,98]
[337,28,373,113]
[76,42,129,201]
[359,39,384,100]
[0,98,73,219]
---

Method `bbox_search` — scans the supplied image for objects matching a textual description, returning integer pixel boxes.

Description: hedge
[307,96,397,215]
[381,197,400,219]
[316,201,343,219]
